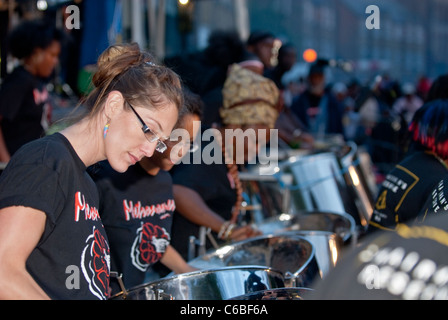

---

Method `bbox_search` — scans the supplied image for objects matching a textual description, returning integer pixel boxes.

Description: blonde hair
[81,43,183,119]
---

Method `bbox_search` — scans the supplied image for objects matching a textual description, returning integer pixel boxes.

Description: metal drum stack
[111,140,376,301]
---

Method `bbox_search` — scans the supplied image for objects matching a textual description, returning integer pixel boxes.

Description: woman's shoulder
[8,133,80,171]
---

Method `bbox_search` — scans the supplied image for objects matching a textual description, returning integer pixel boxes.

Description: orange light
[303,49,318,63]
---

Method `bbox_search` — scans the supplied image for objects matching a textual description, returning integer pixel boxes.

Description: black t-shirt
[308,213,448,300]
[169,135,236,261]
[369,151,448,232]
[0,66,51,155]
[418,177,448,220]
[0,133,110,300]
[91,161,175,293]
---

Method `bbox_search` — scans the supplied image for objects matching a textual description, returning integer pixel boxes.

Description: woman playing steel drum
[0,43,183,300]
[90,89,202,296]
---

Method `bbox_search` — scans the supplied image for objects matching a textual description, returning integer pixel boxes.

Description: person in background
[91,89,202,294]
[309,212,448,300]
[168,61,279,263]
[0,19,63,162]
[392,83,424,126]
[0,43,183,300]
[265,43,297,90]
[246,31,277,71]
[416,75,432,101]
[267,43,314,149]
[425,74,448,102]
[368,99,448,233]
[418,177,448,222]
[332,82,360,142]
[164,30,246,128]
[290,61,344,139]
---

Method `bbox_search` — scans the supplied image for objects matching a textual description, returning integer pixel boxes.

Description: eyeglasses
[127,102,167,153]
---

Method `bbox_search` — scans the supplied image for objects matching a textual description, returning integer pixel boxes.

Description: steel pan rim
[279,151,338,168]
[260,210,356,241]
[217,232,314,247]
[188,234,317,280]
[194,234,316,266]
[272,230,339,238]
[112,265,285,299]
[227,287,314,301]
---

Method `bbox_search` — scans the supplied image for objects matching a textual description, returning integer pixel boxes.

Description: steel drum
[110,266,285,300]
[339,142,376,228]
[239,174,286,223]
[228,287,313,300]
[242,142,376,232]
[282,230,341,278]
[275,149,375,230]
[257,211,356,242]
[256,211,355,277]
[187,235,320,288]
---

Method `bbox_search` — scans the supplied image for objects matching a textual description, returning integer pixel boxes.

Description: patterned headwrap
[409,99,448,160]
[220,64,280,129]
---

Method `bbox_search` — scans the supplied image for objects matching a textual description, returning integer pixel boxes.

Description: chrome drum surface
[278,151,373,229]
[257,211,356,242]
[228,287,313,300]
[110,266,285,300]
[187,235,320,288]
[256,211,355,277]
[282,230,341,278]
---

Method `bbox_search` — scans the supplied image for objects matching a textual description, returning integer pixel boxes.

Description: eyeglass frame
[127,101,168,153]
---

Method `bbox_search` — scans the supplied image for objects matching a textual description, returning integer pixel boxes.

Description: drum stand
[188,226,211,261]
[110,271,173,300]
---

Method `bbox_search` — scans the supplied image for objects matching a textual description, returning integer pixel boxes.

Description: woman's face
[147,113,201,171]
[105,97,179,173]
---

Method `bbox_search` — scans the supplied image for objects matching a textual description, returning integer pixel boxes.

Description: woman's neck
[60,119,104,168]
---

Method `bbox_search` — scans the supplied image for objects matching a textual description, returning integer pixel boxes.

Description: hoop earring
[103,122,110,139]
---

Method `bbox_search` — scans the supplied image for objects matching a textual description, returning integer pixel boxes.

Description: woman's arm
[173,184,261,241]
[0,206,50,300]
[160,245,197,275]
[173,184,225,233]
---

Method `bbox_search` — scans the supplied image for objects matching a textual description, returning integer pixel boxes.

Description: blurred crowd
[163,30,442,182]
[0,18,441,179]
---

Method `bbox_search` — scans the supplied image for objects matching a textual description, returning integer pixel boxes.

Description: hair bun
[97,43,140,68]
[93,42,154,89]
